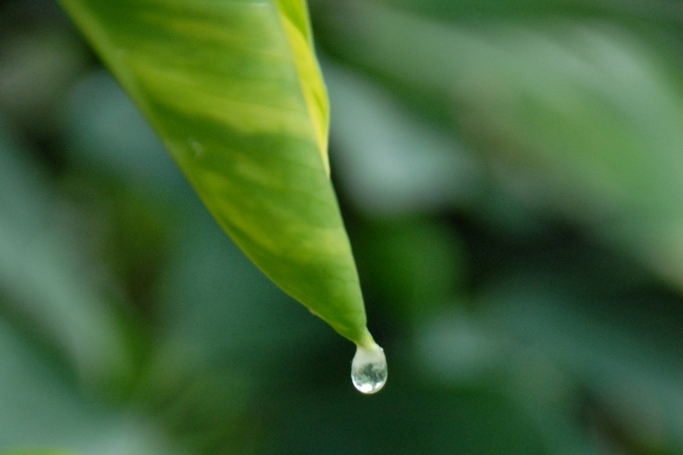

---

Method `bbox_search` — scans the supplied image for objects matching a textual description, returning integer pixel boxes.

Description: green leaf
[319,1,683,290]
[57,0,372,346]
[0,123,131,389]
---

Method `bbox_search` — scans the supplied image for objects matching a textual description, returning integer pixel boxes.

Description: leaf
[324,62,481,214]
[57,0,373,346]
[0,122,131,389]
[319,1,683,290]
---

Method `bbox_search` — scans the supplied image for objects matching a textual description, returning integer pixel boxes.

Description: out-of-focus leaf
[325,62,481,214]
[325,0,677,22]
[63,70,183,196]
[2,453,73,455]
[0,25,87,135]
[0,317,181,455]
[0,122,130,389]
[58,0,374,346]
[354,217,466,322]
[481,275,683,454]
[274,386,549,455]
[156,199,332,371]
[318,1,683,289]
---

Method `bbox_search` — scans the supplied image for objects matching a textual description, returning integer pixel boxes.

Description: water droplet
[189,139,204,157]
[351,343,387,394]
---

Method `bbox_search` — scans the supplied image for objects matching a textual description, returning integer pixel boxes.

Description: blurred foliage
[3,0,683,454]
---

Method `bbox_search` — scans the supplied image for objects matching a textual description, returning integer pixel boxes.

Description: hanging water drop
[351,343,387,394]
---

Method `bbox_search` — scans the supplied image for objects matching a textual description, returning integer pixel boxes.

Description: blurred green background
[3,0,683,453]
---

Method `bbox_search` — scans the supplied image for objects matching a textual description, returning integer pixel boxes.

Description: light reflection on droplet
[351,344,387,394]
